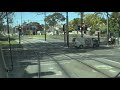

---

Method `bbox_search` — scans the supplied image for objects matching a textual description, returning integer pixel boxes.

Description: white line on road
[49,67,54,70]
[94,65,113,69]
[93,58,120,65]
[55,71,62,75]
[109,70,117,73]
[41,63,56,66]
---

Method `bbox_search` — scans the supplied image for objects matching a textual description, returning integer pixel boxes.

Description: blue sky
[12,12,95,27]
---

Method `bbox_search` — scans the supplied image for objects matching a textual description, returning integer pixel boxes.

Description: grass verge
[0,40,23,48]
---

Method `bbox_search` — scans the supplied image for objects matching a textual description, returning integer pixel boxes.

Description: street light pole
[66,12,69,47]
[44,12,46,41]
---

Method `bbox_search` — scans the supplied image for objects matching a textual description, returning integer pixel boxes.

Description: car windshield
[0,12,120,78]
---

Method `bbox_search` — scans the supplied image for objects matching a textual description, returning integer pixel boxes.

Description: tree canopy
[109,12,120,33]
[44,12,65,28]
[0,12,14,31]
[84,14,103,33]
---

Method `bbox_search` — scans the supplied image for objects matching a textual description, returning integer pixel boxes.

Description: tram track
[20,38,120,78]
[21,39,71,78]
[44,41,120,78]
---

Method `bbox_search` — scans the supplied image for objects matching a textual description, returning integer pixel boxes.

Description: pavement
[1,36,120,78]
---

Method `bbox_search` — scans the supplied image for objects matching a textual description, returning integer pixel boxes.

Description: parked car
[72,37,99,49]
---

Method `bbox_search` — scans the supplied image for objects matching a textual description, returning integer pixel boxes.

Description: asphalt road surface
[1,36,120,78]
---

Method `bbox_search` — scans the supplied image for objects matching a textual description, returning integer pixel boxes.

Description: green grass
[28,35,50,38]
[28,34,79,40]
[0,40,17,46]
[0,40,23,48]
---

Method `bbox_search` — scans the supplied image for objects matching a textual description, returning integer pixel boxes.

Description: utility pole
[106,12,109,46]
[6,12,11,50]
[66,12,69,47]
[44,12,47,41]
[63,24,66,46]
[6,12,13,71]
[81,12,84,37]
[21,12,23,33]
[18,25,21,45]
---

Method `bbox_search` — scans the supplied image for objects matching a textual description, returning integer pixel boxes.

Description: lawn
[29,35,50,38]
[27,34,79,40]
[0,40,23,48]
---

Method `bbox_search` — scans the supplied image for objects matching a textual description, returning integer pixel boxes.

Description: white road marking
[96,54,113,55]
[78,53,93,56]
[25,65,38,74]
[93,58,120,65]
[109,70,117,73]
[56,71,62,75]
[41,63,56,65]
[49,67,54,70]
[47,69,62,76]
[94,65,113,69]
[60,62,70,64]
[104,59,120,65]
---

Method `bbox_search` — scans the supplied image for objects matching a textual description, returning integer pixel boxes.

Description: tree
[84,14,103,35]
[109,12,120,33]
[68,18,80,32]
[21,22,45,35]
[44,12,65,31]
[30,22,43,31]
[95,12,111,35]
[0,12,14,31]
[72,18,80,30]
[68,20,74,32]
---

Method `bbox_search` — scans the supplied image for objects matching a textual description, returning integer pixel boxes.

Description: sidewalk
[100,44,120,49]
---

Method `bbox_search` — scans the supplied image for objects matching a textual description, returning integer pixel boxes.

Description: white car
[72,37,99,49]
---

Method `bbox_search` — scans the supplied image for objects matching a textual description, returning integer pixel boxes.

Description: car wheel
[93,44,96,48]
[97,44,99,47]
[79,45,83,49]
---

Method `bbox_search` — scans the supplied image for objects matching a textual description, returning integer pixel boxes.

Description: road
[1,36,120,78]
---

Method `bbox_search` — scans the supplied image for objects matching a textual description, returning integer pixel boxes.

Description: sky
[12,12,95,27]
[4,12,112,27]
